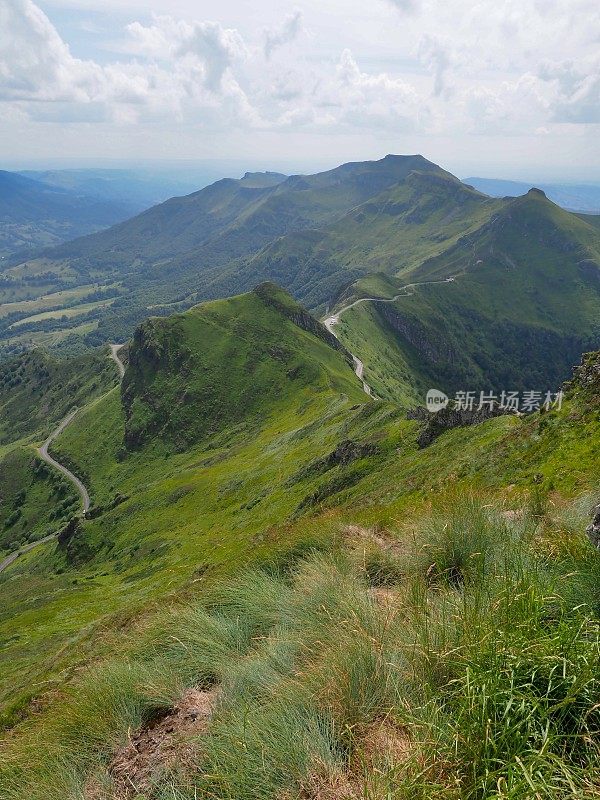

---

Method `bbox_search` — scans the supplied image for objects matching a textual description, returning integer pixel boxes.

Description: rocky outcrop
[586,504,600,550]
[408,403,512,448]
[319,439,379,469]
[563,350,600,412]
[288,439,379,486]
[567,351,600,393]
[376,304,457,364]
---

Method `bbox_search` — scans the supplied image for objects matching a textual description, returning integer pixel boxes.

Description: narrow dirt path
[109,342,126,379]
[0,533,56,575]
[323,278,455,396]
[0,343,126,576]
[38,409,91,514]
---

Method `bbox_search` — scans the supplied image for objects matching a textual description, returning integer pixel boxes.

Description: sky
[0,0,599,180]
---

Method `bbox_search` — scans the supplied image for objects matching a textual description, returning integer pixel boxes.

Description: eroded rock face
[586,504,600,550]
[408,403,511,448]
[571,352,600,396]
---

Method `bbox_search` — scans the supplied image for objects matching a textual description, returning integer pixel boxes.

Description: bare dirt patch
[85,687,219,800]
[356,719,412,769]
[342,523,407,556]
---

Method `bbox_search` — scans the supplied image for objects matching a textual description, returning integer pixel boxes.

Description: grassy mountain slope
[1,157,461,352]
[0,291,598,798]
[0,286,367,716]
[333,190,600,398]
[121,282,358,450]
[0,170,132,259]
[0,348,118,554]
[0,347,117,446]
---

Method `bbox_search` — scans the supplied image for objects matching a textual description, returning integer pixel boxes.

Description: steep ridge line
[323,278,455,396]
[0,343,126,575]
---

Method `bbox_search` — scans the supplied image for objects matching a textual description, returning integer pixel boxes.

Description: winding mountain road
[109,342,126,379]
[0,343,126,576]
[38,409,91,514]
[323,278,455,396]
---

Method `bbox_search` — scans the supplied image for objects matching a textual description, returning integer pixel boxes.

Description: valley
[0,157,599,800]
[3,0,599,792]
[2,157,598,407]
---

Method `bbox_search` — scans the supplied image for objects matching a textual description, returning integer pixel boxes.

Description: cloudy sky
[1,0,599,178]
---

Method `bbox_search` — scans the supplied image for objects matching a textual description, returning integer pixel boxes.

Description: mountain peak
[527,187,547,198]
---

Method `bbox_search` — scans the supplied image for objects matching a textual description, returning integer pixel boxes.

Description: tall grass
[1,495,599,799]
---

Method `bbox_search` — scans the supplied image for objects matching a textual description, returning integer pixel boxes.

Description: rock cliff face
[376,303,457,364]
[407,404,511,448]
[121,318,191,450]
[566,350,600,404]
[587,505,600,550]
[560,349,600,427]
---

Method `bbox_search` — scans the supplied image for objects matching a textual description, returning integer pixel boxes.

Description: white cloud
[328,49,426,130]
[0,0,599,170]
[538,58,600,123]
[127,16,246,92]
[264,9,303,59]
[385,0,420,13]
[417,35,455,97]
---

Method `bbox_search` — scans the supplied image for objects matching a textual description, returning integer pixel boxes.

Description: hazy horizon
[3,155,600,187]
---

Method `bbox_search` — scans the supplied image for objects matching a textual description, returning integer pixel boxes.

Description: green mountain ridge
[0,283,599,798]
[3,155,598,389]
[122,282,360,450]
[331,190,600,399]
[0,156,471,354]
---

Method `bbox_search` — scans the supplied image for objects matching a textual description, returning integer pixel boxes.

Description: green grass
[334,302,433,404]
[1,324,597,724]
[0,287,371,717]
[0,285,599,798]
[1,496,599,799]
[9,297,116,328]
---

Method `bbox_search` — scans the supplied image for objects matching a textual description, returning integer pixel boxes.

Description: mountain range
[2,154,599,397]
[464,176,600,214]
[0,170,135,259]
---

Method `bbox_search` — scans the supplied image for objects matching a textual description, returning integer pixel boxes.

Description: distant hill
[0,170,133,259]
[332,189,600,398]
[19,167,279,216]
[3,155,600,379]
[464,176,600,214]
[31,155,438,274]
